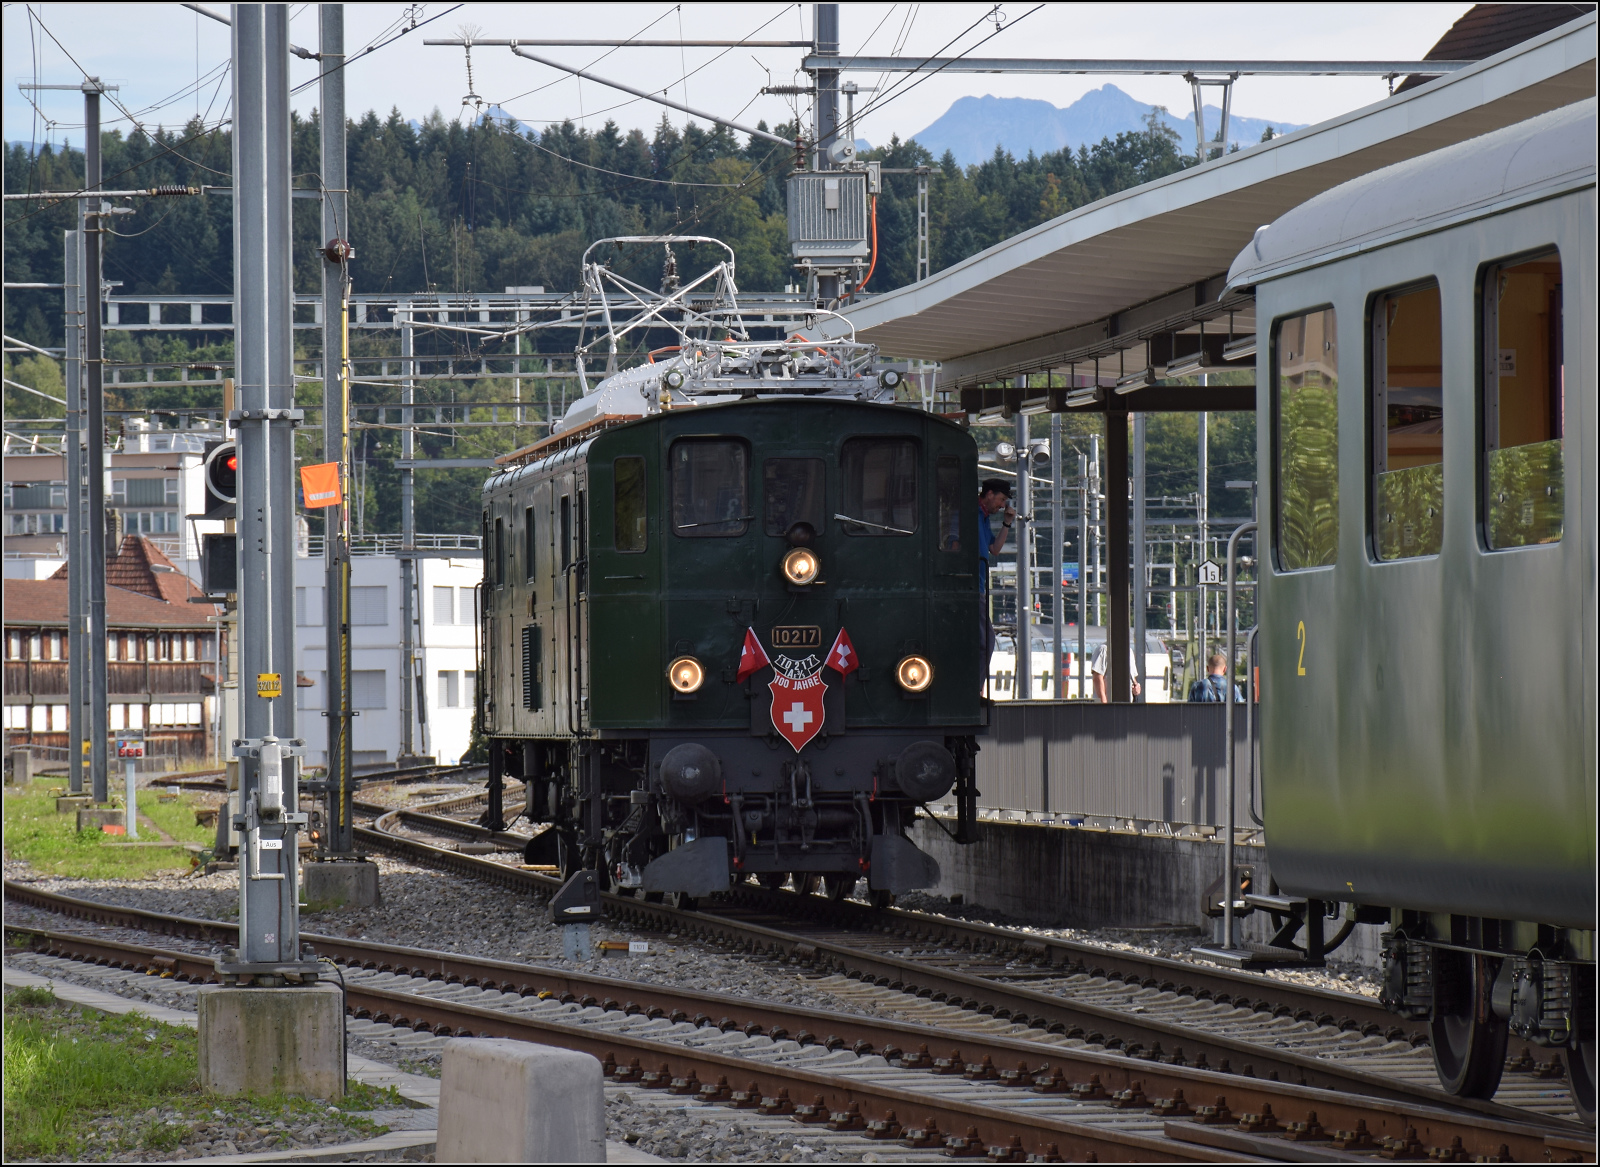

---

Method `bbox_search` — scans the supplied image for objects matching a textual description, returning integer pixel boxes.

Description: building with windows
[292,551,481,768]
[2,535,223,768]
[2,420,225,572]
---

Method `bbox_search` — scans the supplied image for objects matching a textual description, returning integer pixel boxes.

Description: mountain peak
[910,84,1303,167]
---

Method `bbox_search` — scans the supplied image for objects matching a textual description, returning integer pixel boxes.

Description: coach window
[1371,281,1443,560]
[764,458,825,536]
[840,437,918,536]
[613,458,646,552]
[671,439,749,536]
[1274,308,1339,570]
[493,516,507,586]
[1482,250,1563,549]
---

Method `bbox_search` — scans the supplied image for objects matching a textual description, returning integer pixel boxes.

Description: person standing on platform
[1090,640,1142,703]
[1188,652,1244,702]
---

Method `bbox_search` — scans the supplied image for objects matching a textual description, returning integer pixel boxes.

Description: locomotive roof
[484,394,964,493]
[1226,98,1596,291]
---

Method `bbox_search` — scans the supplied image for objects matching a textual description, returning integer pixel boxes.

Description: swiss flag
[735,627,770,683]
[826,628,859,676]
[769,670,827,752]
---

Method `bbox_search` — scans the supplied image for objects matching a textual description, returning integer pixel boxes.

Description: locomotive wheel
[823,874,857,901]
[795,874,821,897]
[1566,1036,1596,1126]
[1430,954,1508,1099]
[757,873,786,892]
[665,892,697,911]
[870,889,896,910]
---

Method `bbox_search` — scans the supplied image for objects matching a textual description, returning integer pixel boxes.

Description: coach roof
[1226,98,1596,292]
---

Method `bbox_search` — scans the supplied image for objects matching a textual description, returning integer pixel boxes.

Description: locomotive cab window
[1371,282,1443,560]
[1482,250,1563,549]
[936,457,962,552]
[671,439,749,536]
[613,457,647,552]
[493,516,507,586]
[523,507,536,580]
[840,437,917,536]
[1273,308,1339,570]
[764,458,825,536]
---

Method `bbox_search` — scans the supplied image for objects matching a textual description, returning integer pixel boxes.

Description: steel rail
[375,795,1413,1039]
[340,823,1577,1128]
[7,927,1218,1163]
[12,923,1586,1164]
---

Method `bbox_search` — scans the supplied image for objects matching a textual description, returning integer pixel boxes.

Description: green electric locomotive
[478,297,983,904]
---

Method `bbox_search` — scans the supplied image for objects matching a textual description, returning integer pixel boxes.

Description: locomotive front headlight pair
[781,547,820,586]
[895,655,934,693]
[667,655,705,693]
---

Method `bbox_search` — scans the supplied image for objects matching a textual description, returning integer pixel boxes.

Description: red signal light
[226,455,237,471]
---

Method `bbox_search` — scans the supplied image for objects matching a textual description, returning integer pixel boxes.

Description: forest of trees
[4,105,1224,536]
[5,104,1195,342]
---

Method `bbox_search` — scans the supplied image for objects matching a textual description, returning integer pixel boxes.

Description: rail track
[355,783,1583,1126]
[7,890,1591,1164]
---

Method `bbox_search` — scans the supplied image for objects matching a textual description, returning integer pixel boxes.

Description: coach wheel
[1566,1035,1596,1126]
[823,874,858,901]
[1429,953,1508,1099]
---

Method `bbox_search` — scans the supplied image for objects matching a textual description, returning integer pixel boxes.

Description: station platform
[919,701,1385,968]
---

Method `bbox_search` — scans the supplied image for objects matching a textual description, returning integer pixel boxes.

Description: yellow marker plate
[257,672,282,698]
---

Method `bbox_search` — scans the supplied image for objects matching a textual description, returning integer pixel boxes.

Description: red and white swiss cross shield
[769,669,827,752]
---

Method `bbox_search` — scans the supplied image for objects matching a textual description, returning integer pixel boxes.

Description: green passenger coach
[1230,100,1595,1115]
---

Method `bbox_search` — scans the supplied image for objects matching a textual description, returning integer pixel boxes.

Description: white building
[292,552,482,768]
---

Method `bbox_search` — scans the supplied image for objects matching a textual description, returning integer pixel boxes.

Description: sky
[4,2,1475,154]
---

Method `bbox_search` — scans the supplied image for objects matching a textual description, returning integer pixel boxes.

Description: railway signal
[201,440,238,519]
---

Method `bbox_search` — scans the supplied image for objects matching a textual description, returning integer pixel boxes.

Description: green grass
[2,988,391,1161]
[2,778,202,878]
[139,789,219,847]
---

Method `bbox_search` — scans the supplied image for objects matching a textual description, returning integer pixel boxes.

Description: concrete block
[197,982,344,1100]
[301,859,380,910]
[8,748,32,784]
[56,795,91,814]
[76,807,123,831]
[437,1038,604,1163]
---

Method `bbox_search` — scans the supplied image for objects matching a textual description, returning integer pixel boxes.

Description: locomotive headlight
[667,655,705,693]
[895,655,934,693]
[781,547,820,586]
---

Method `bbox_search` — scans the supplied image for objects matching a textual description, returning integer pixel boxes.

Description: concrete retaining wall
[912,816,1382,969]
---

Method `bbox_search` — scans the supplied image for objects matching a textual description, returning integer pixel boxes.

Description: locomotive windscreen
[671,439,749,536]
[841,437,917,535]
[764,458,826,535]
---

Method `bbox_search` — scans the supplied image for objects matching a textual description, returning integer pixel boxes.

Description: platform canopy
[832,12,1597,418]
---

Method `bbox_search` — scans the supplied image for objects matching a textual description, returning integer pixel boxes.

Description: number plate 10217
[769,625,821,650]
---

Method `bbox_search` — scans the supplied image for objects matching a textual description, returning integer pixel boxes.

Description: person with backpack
[1188,653,1244,702]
